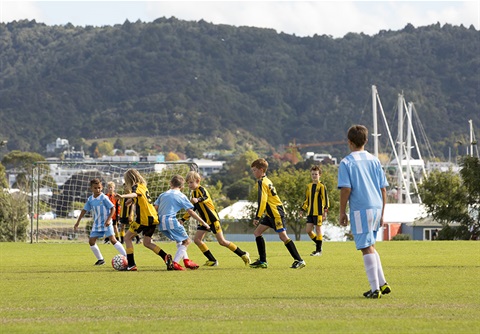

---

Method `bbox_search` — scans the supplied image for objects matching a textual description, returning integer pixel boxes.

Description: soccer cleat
[183,259,199,270]
[126,265,137,271]
[380,283,391,295]
[250,259,268,269]
[364,289,382,299]
[241,252,251,266]
[310,251,322,256]
[203,260,219,267]
[290,260,306,269]
[172,262,185,271]
[94,259,105,266]
[165,254,174,271]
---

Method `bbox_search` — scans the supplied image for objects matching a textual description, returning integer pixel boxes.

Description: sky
[0,1,478,38]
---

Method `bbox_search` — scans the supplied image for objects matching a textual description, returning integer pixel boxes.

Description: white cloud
[0,1,43,23]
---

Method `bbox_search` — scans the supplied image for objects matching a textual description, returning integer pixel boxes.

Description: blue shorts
[353,230,378,250]
[160,225,189,243]
[90,225,115,239]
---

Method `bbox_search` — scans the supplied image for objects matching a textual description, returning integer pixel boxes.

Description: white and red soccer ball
[111,254,128,271]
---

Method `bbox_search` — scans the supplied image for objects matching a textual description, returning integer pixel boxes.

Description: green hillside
[0,18,478,159]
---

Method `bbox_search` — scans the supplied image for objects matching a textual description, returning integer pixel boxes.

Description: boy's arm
[380,187,387,227]
[339,187,351,226]
[73,209,87,231]
[105,207,115,227]
[186,208,210,229]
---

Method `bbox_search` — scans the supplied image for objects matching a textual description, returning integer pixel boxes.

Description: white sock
[374,249,387,286]
[113,242,126,256]
[363,253,379,292]
[90,244,103,260]
[174,242,187,263]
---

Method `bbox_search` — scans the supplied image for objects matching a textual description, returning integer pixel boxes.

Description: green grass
[1,241,479,333]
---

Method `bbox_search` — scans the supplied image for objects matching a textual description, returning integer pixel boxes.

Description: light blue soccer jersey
[338,151,388,235]
[154,189,194,231]
[83,193,114,232]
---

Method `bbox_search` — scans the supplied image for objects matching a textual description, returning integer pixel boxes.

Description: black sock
[158,249,167,260]
[234,248,246,257]
[285,239,302,261]
[127,253,135,267]
[317,240,323,252]
[256,236,266,262]
[204,250,216,261]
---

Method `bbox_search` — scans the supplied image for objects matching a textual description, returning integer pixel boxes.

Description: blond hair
[123,168,146,190]
[185,171,201,183]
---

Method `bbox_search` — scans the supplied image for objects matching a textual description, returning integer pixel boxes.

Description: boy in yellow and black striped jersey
[182,171,251,267]
[300,165,329,256]
[249,158,305,269]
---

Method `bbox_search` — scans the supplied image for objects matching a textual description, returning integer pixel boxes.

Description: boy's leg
[374,248,391,294]
[362,247,380,293]
[315,225,323,253]
[89,237,104,264]
[194,230,217,262]
[124,230,136,269]
[253,224,269,260]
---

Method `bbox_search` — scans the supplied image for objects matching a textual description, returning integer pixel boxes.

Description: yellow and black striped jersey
[118,197,132,223]
[132,183,159,226]
[254,176,285,221]
[182,185,220,224]
[302,182,329,216]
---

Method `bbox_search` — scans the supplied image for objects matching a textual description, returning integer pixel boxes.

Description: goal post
[29,161,198,243]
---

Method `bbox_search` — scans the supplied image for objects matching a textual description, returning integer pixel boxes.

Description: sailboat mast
[397,94,404,204]
[372,85,379,157]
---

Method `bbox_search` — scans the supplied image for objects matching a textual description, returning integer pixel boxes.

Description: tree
[165,152,180,161]
[417,169,469,239]
[459,156,480,239]
[1,151,47,191]
[97,141,114,156]
[0,191,29,242]
[0,163,8,188]
[114,138,125,151]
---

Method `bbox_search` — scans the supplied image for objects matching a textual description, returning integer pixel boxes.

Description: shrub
[392,234,411,241]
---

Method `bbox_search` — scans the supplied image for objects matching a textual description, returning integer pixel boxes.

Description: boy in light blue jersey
[338,125,391,299]
[154,175,210,271]
[74,178,126,266]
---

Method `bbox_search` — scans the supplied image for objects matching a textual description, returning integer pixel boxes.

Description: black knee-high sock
[285,239,302,261]
[256,236,267,262]
[317,240,323,252]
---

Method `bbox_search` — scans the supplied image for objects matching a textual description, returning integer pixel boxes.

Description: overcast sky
[0,1,478,38]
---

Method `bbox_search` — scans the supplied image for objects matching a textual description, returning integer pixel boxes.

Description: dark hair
[90,178,102,186]
[310,165,322,173]
[170,175,185,188]
[251,158,268,171]
[347,125,368,148]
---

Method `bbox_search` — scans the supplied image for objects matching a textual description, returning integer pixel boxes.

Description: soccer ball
[111,254,128,271]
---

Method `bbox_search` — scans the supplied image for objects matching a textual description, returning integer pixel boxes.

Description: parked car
[39,212,56,220]
[68,210,81,218]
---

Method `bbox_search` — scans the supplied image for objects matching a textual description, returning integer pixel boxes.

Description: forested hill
[0,18,478,159]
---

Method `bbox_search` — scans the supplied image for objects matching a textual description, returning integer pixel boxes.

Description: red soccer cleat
[172,262,185,271]
[183,259,199,270]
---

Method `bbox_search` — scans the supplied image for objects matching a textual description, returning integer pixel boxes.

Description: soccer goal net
[29,161,198,243]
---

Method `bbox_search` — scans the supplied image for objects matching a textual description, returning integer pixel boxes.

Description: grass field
[1,240,479,333]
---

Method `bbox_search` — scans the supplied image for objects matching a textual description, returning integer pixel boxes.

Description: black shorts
[128,222,157,237]
[260,216,286,232]
[306,216,323,226]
